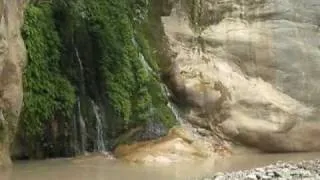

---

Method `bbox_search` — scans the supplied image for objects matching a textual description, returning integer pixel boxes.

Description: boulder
[114,127,213,165]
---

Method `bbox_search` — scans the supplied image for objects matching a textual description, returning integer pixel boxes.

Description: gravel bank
[200,160,320,180]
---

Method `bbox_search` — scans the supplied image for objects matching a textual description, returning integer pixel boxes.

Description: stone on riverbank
[200,160,320,180]
[114,127,219,165]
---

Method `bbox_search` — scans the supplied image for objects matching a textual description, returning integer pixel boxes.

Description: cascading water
[74,47,84,78]
[161,84,184,124]
[72,110,79,153]
[74,47,86,94]
[91,100,106,152]
[132,37,184,124]
[138,52,154,73]
[132,37,155,75]
[167,101,183,124]
[73,46,88,154]
[73,46,108,153]
[77,97,87,153]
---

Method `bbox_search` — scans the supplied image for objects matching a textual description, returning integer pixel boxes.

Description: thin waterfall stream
[76,97,87,154]
[132,37,184,124]
[160,83,184,124]
[73,46,107,153]
[73,46,88,154]
[74,47,84,78]
[71,38,184,155]
[91,100,106,152]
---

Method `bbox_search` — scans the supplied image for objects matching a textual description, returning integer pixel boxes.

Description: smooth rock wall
[162,0,320,152]
[0,0,26,166]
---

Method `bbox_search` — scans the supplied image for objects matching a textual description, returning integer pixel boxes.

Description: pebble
[260,175,271,180]
[199,159,320,180]
[244,174,257,180]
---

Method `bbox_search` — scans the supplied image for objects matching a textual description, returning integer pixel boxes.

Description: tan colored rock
[0,0,26,166]
[161,0,320,153]
[114,127,214,165]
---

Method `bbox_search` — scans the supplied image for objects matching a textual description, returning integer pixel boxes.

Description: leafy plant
[21,3,75,138]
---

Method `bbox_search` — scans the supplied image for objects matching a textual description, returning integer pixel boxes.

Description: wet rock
[114,127,212,165]
[197,128,212,136]
[134,121,168,141]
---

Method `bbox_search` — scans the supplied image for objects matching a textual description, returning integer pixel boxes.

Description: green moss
[21,0,177,150]
[83,0,176,131]
[134,31,159,72]
[21,4,76,138]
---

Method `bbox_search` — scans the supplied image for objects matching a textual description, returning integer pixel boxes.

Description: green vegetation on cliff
[21,4,76,138]
[82,0,175,129]
[20,0,176,157]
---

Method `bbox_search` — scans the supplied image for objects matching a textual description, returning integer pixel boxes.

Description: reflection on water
[2,153,320,180]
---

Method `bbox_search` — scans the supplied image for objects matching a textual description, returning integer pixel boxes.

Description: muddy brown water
[2,153,320,180]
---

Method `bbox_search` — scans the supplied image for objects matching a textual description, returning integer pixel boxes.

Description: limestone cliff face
[0,0,26,166]
[162,0,320,152]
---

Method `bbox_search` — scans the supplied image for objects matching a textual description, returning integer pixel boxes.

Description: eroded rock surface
[0,0,26,166]
[114,127,216,165]
[162,0,320,152]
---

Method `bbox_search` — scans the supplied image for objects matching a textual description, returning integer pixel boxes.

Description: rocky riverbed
[199,160,320,180]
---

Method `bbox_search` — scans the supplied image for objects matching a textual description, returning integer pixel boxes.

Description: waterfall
[132,37,184,124]
[72,110,78,153]
[161,84,184,124]
[133,36,184,124]
[73,46,88,154]
[132,37,156,75]
[74,47,86,93]
[91,100,106,152]
[72,46,109,153]
[132,37,138,47]
[167,99,183,124]
[74,47,84,77]
[77,97,87,154]
[138,53,153,73]
[160,83,171,97]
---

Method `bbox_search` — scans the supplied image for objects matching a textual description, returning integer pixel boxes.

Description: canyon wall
[1,0,320,166]
[0,0,26,166]
[162,0,320,152]
[11,0,178,160]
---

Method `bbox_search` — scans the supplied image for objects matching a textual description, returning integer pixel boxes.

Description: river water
[2,153,320,180]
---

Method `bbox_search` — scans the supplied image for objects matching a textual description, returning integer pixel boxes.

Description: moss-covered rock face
[19,3,76,158]
[21,2,76,142]
[16,0,177,158]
